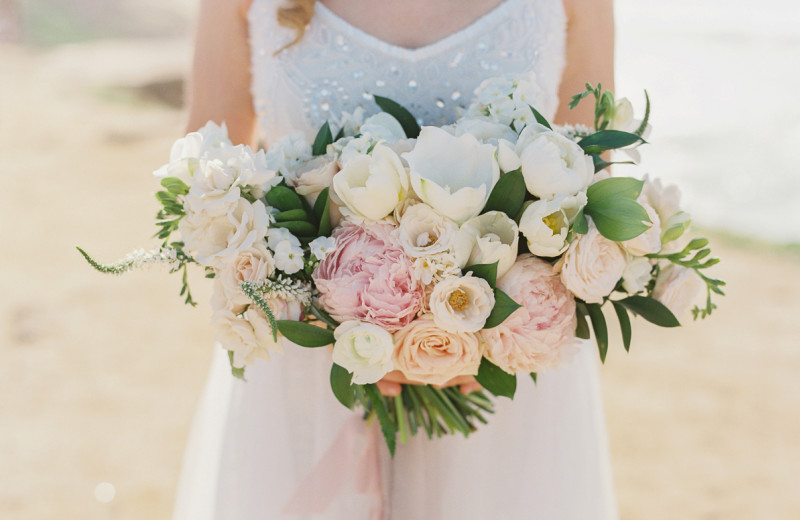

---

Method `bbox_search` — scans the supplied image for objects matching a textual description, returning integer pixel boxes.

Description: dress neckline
[314,0,523,62]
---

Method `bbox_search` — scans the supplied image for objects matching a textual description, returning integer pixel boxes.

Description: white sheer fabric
[173,1,618,518]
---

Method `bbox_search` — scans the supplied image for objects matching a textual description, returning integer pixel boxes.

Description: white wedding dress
[173,0,618,518]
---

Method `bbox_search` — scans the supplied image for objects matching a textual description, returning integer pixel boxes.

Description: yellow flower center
[542,212,562,235]
[448,289,469,311]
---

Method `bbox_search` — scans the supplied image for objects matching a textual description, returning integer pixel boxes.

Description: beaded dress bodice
[248,0,566,144]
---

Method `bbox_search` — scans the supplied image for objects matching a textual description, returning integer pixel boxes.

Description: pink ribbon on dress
[282,415,385,519]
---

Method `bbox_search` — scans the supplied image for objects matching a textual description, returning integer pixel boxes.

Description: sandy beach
[2,2,799,518]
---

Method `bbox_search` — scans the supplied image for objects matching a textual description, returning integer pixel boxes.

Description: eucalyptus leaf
[586,303,609,363]
[465,261,498,288]
[483,289,522,328]
[330,363,355,409]
[483,169,525,217]
[374,95,420,138]
[476,357,517,398]
[312,121,333,156]
[617,295,681,327]
[276,320,335,347]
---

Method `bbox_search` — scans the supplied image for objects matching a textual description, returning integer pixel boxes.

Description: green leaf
[364,384,397,456]
[465,261,498,288]
[227,350,246,381]
[265,185,304,211]
[616,295,681,328]
[476,357,517,398]
[482,168,525,217]
[572,207,588,235]
[483,289,522,329]
[313,187,332,236]
[271,220,317,237]
[309,303,340,329]
[530,372,537,384]
[334,126,345,141]
[634,90,651,137]
[592,155,636,173]
[529,105,553,130]
[330,363,355,409]
[585,198,651,242]
[276,320,335,347]
[586,303,609,363]
[612,301,632,352]
[575,302,591,339]
[578,130,646,152]
[312,121,333,156]
[374,95,419,138]
[160,176,190,195]
[587,177,644,202]
[274,208,309,222]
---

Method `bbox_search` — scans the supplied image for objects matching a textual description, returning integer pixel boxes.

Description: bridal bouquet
[79,72,725,453]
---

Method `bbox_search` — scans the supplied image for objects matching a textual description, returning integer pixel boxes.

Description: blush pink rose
[393,315,483,385]
[313,221,423,331]
[481,254,579,373]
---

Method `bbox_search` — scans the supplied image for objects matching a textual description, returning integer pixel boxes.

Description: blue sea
[615,0,800,243]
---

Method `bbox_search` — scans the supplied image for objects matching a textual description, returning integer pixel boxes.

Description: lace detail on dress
[249,0,566,143]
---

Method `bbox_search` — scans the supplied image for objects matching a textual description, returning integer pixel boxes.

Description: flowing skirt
[172,343,618,519]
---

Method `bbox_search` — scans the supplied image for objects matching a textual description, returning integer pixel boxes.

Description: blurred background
[1,0,798,518]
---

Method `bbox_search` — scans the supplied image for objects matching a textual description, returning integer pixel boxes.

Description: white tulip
[429,274,495,333]
[518,192,587,257]
[333,321,395,384]
[454,211,519,278]
[516,124,594,199]
[332,144,409,221]
[403,126,499,224]
[496,139,521,173]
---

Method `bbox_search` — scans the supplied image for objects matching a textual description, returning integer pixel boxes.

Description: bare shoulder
[561,0,613,20]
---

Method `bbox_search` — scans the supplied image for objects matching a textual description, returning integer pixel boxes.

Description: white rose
[184,159,242,217]
[652,264,704,321]
[217,241,276,311]
[429,274,495,333]
[622,201,662,256]
[213,307,280,368]
[309,236,336,262]
[153,121,229,183]
[288,155,338,206]
[332,320,395,384]
[403,126,500,224]
[519,192,588,257]
[557,222,627,303]
[454,211,519,278]
[516,124,594,199]
[332,144,409,221]
[453,117,518,144]
[396,203,458,258]
[360,112,407,142]
[621,255,654,294]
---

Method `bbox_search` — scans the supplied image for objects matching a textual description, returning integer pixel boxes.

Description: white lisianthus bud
[429,274,495,333]
[397,203,458,258]
[622,201,662,256]
[557,222,627,304]
[332,320,395,384]
[518,192,588,257]
[403,126,500,225]
[652,264,704,321]
[454,211,519,278]
[332,144,409,221]
[516,124,594,199]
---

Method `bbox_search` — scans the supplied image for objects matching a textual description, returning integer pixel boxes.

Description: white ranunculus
[429,274,495,333]
[621,255,654,294]
[217,241,276,312]
[652,264,704,321]
[309,236,336,262]
[518,192,588,257]
[454,211,519,278]
[557,221,627,304]
[360,112,407,142]
[403,126,499,224]
[154,121,229,183]
[396,203,458,258]
[332,320,395,384]
[453,117,518,144]
[622,201,662,256]
[496,139,521,173]
[516,124,594,199]
[332,144,409,221]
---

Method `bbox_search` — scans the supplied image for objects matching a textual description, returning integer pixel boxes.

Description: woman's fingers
[459,380,483,395]
[376,379,402,396]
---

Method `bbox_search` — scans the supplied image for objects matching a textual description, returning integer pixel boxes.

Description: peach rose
[392,315,483,385]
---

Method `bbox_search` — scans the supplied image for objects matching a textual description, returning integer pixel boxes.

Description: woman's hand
[375,370,483,397]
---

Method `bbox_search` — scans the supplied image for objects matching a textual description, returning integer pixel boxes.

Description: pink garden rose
[482,254,578,373]
[313,221,423,331]
[393,315,483,385]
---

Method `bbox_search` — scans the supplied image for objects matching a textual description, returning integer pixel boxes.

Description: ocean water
[615,0,800,243]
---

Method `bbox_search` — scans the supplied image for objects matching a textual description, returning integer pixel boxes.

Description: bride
[173,0,618,518]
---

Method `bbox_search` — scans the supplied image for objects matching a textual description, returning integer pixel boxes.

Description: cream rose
[392,315,483,385]
[332,144,409,221]
[516,125,594,199]
[652,264,704,320]
[518,192,587,257]
[557,222,627,303]
[429,274,495,333]
[396,203,458,258]
[213,306,280,368]
[622,201,662,256]
[454,211,519,278]
[217,241,276,312]
[332,321,395,384]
